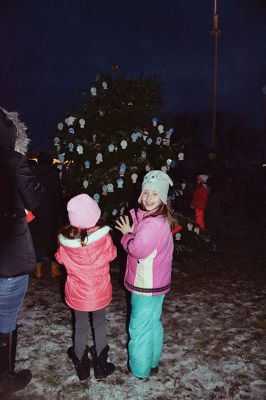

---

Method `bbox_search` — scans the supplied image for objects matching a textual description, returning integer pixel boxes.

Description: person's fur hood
[0,107,30,155]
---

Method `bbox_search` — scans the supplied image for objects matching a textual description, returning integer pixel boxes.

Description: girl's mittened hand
[115,215,134,235]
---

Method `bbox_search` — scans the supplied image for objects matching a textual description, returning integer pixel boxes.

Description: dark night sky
[1,0,266,152]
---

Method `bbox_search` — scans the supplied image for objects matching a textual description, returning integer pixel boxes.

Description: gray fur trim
[0,107,30,155]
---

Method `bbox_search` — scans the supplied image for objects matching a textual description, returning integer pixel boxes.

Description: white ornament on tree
[68,128,75,134]
[194,227,200,234]
[181,182,186,190]
[145,165,151,172]
[107,183,114,193]
[166,159,172,166]
[102,81,108,89]
[161,166,167,173]
[84,160,90,169]
[108,144,115,152]
[143,130,148,141]
[77,145,84,155]
[57,122,64,131]
[131,132,138,142]
[91,87,97,96]
[83,180,89,189]
[158,124,164,133]
[65,116,76,126]
[175,232,182,241]
[93,193,100,203]
[120,140,127,149]
[54,137,60,145]
[178,152,185,161]
[79,119,85,128]
[119,163,127,176]
[112,209,118,216]
[152,117,158,127]
[141,151,146,158]
[96,153,103,164]
[58,153,65,163]
[102,184,108,194]
[147,138,153,145]
[187,223,193,231]
[156,137,162,145]
[117,178,124,188]
[131,173,138,183]
[68,142,74,152]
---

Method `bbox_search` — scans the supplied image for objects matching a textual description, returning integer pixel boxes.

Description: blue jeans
[129,294,165,378]
[0,275,29,333]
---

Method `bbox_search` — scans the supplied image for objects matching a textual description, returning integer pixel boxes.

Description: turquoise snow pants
[128,293,165,378]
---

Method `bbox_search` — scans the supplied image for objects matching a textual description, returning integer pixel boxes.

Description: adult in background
[0,108,43,396]
[30,152,63,279]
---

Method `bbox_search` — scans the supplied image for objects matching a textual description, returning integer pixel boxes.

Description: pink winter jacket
[55,226,117,311]
[121,209,174,296]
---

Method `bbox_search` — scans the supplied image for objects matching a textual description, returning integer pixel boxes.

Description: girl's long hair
[141,202,179,230]
[58,225,88,246]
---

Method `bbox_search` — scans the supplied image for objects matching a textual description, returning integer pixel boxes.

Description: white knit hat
[138,170,174,205]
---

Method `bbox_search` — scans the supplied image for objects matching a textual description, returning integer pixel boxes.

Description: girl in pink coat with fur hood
[55,194,117,381]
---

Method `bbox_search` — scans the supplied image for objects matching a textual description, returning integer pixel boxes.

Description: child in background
[191,174,210,230]
[55,194,117,381]
[115,170,176,379]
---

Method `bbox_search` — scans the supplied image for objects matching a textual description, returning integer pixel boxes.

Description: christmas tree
[54,71,208,252]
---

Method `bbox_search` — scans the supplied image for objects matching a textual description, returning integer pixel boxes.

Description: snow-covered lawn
[11,216,266,400]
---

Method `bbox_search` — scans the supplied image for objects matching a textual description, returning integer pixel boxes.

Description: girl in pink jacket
[115,170,176,379]
[55,194,117,381]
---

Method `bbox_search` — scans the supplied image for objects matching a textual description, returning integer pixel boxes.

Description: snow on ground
[8,215,266,400]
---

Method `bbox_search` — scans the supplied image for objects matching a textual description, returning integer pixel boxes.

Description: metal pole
[210,0,221,148]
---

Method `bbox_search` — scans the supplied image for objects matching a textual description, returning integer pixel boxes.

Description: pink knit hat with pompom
[67,194,101,228]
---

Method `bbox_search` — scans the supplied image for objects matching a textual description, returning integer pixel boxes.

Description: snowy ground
[9,215,266,400]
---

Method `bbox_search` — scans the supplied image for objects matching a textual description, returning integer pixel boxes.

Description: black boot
[0,330,32,397]
[90,345,115,379]
[67,346,90,381]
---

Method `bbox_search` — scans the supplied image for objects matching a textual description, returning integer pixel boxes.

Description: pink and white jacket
[121,209,174,296]
[55,226,117,312]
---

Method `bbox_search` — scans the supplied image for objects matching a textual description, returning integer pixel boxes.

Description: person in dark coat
[0,107,43,397]
[29,152,63,279]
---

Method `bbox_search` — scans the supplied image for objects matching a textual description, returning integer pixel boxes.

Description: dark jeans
[0,275,29,333]
[74,308,107,360]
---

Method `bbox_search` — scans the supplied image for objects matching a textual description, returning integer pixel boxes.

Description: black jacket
[0,109,43,277]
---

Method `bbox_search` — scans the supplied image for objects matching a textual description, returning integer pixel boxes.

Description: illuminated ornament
[107,183,114,193]
[117,178,124,188]
[147,138,153,145]
[68,128,75,134]
[143,130,148,141]
[120,207,125,215]
[84,160,90,169]
[178,152,185,161]
[166,159,172,166]
[141,151,146,158]
[151,117,158,127]
[120,140,127,149]
[194,227,200,234]
[119,163,127,177]
[93,193,100,203]
[83,179,89,189]
[65,116,76,126]
[96,153,103,164]
[131,173,138,183]
[158,124,164,134]
[91,87,97,96]
[58,153,65,163]
[161,166,167,173]
[187,223,193,231]
[102,185,108,195]
[108,144,115,152]
[57,164,63,170]
[131,132,138,142]
[156,137,162,145]
[181,182,186,190]
[145,165,151,172]
[112,209,118,216]
[54,137,60,145]
[79,119,85,128]
[57,122,64,131]
[68,142,74,152]
[175,232,182,241]
[102,81,108,89]
[76,145,84,155]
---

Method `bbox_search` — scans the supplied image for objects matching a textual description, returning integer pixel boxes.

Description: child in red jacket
[191,175,210,230]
